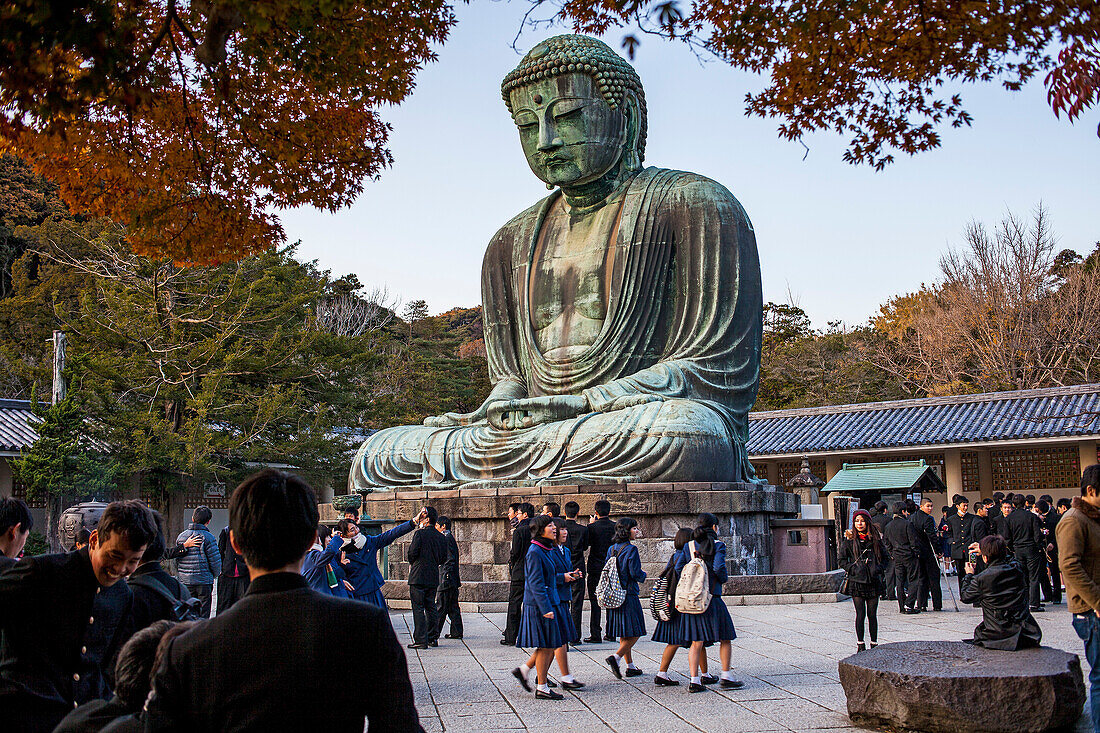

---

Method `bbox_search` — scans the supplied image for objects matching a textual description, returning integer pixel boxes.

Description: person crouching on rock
[512,515,566,699]
[841,510,887,652]
[960,534,1042,650]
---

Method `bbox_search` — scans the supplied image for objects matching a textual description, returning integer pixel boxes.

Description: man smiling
[0,499,157,733]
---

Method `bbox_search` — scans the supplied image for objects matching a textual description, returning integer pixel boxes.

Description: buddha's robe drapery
[350,167,764,489]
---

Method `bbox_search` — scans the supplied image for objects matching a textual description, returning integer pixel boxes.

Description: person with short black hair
[584,500,616,642]
[1035,499,1059,604]
[503,502,533,646]
[0,496,32,570]
[174,506,221,618]
[604,518,647,680]
[407,506,448,649]
[54,619,186,733]
[1006,492,1047,611]
[1058,497,1072,512]
[434,516,463,640]
[128,510,196,631]
[144,469,420,731]
[945,496,975,594]
[562,501,588,644]
[512,515,565,699]
[0,499,156,733]
[870,502,894,600]
[913,498,942,612]
[883,501,923,614]
[960,535,1041,650]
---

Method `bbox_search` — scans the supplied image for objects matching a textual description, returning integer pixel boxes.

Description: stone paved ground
[392,580,1092,733]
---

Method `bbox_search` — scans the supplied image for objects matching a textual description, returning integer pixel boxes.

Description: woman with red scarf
[840,509,887,652]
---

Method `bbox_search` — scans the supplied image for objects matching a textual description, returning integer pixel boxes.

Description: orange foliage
[0,0,454,264]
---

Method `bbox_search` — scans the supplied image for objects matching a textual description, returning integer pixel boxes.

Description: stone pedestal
[839,641,1085,733]
[323,482,799,604]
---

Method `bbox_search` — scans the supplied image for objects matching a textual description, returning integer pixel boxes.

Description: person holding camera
[960,534,1041,650]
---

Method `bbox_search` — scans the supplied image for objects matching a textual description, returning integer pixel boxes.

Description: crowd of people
[3,465,1100,731]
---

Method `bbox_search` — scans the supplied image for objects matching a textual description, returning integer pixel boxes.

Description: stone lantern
[786,457,825,509]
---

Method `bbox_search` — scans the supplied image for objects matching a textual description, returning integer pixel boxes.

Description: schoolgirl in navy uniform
[552,524,585,688]
[696,513,744,690]
[604,518,647,679]
[653,527,692,686]
[513,515,566,699]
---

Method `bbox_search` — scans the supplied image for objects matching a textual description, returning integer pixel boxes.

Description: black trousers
[1049,552,1062,603]
[503,579,524,644]
[894,560,921,611]
[1016,547,1044,607]
[919,553,942,610]
[410,584,439,645]
[570,572,586,642]
[435,587,463,638]
[587,571,603,638]
[186,583,213,619]
[216,575,250,615]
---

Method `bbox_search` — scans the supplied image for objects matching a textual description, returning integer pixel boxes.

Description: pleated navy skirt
[555,601,576,643]
[517,605,564,649]
[356,588,386,608]
[677,604,718,643]
[607,595,647,639]
[710,597,737,641]
[651,616,681,645]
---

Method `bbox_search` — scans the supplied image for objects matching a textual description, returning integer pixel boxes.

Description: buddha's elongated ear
[620,90,643,172]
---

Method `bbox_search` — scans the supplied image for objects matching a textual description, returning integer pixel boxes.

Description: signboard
[203,482,226,498]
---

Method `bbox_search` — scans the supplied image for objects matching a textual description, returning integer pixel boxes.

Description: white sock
[691,676,701,685]
[536,683,550,693]
[627,663,640,671]
[562,674,574,683]
[613,654,622,663]
[519,663,531,678]
[720,671,736,681]
[656,671,669,680]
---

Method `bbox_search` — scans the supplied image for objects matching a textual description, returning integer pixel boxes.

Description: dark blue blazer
[552,545,572,600]
[326,520,415,599]
[608,542,646,596]
[522,541,561,616]
[711,539,729,596]
[301,544,341,595]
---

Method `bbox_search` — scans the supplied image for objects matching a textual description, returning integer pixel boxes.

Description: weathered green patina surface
[351,35,764,490]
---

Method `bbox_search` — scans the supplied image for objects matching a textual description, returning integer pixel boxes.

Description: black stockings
[852,596,878,643]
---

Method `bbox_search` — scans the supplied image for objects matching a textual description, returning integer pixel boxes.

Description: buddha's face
[509,72,627,187]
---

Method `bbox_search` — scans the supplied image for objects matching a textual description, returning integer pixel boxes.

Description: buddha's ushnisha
[351,35,764,489]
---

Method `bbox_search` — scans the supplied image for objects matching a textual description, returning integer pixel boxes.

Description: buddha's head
[502,35,647,189]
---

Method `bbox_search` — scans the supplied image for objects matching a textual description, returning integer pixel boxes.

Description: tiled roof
[822,460,948,493]
[747,384,1100,458]
[0,399,38,453]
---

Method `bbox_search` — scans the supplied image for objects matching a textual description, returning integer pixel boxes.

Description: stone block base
[323,482,800,588]
[839,641,1084,732]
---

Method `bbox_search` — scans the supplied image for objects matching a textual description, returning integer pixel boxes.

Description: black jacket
[959,559,1042,650]
[509,518,532,583]
[970,514,992,545]
[911,510,939,557]
[945,511,976,560]
[54,695,132,733]
[0,555,15,572]
[407,526,448,588]
[144,572,420,732]
[838,534,886,598]
[870,512,892,542]
[993,514,1010,539]
[563,519,588,574]
[1043,510,1061,554]
[1005,507,1044,552]
[0,548,133,733]
[218,526,249,579]
[127,563,192,633]
[438,531,461,590]
[883,515,922,563]
[585,517,616,574]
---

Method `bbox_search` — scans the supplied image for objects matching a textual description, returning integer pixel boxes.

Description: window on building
[991,446,1080,492]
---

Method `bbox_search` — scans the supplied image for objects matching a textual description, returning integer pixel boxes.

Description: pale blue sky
[281,1,1099,328]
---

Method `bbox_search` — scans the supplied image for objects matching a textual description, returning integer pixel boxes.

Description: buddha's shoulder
[646,167,742,205]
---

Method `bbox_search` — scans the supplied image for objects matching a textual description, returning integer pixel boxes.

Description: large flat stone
[839,641,1084,732]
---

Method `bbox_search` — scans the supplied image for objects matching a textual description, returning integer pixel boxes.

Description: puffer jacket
[175,523,222,585]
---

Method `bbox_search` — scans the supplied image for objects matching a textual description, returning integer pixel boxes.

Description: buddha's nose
[537,119,564,152]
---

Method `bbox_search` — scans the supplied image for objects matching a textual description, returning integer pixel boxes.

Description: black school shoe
[720,678,745,689]
[625,668,643,678]
[688,682,707,693]
[584,636,603,644]
[535,689,564,700]
[700,674,718,685]
[605,655,622,679]
[406,643,428,649]
[561,680,586,690]
[654,676,680,686]
[512,667,532,692]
